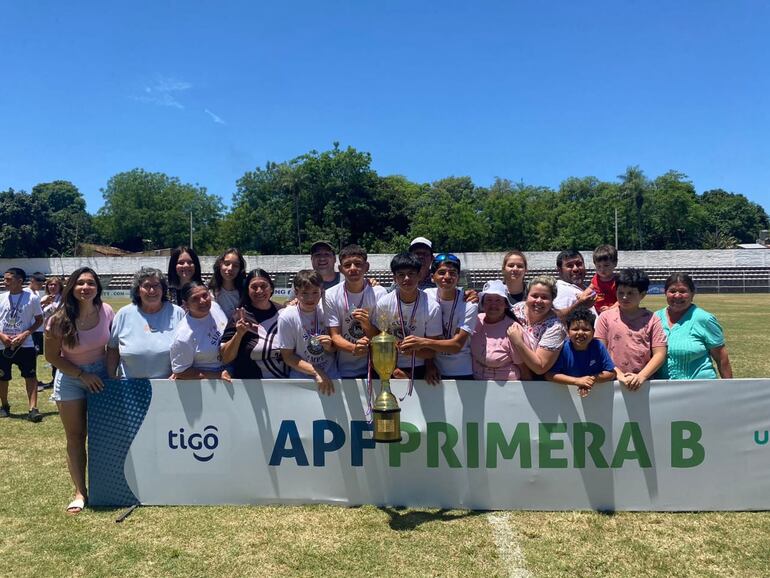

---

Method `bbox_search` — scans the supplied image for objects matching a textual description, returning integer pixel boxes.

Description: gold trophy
[370,313,402,443]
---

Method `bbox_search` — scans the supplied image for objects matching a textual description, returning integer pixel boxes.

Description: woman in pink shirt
[470,280,530,381]
[45,267,114,515]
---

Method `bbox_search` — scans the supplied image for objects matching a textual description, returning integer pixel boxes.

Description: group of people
[0,238,733,514]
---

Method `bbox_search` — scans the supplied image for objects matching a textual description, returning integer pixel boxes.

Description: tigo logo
[168,425,220,462]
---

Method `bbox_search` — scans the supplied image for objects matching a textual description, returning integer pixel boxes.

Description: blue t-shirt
[550,339,615,377]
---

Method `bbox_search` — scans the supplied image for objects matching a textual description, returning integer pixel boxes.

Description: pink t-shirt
[470,314,523,381]
[49,303,115,366]
[594,307,666,374]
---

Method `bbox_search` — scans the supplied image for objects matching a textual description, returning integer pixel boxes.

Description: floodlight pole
[614,207,618,249]
[189,211,194,250]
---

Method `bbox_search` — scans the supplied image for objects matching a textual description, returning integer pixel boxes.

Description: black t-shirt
[220,302,287,378]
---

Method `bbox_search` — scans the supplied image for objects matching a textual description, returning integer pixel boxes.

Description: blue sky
[2,1,769,213]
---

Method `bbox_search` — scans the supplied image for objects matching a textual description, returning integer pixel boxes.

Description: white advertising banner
[88,379,770,510]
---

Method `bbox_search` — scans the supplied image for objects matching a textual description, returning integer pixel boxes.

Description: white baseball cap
[409,237,432,250]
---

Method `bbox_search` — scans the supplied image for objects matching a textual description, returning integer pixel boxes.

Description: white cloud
[204,108,226,125]
[132,76,192,109]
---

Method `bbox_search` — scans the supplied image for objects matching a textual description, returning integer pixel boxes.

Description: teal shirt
[654,305,725,380]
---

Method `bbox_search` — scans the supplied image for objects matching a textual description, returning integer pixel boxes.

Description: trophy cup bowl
[370,329,402,443]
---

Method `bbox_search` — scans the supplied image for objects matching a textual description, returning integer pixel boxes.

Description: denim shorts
[52,360,108,402]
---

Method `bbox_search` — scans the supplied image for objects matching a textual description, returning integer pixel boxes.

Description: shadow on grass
[5,409,58,420]
[378,506,485,531]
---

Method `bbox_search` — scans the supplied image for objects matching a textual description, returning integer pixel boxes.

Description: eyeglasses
[431,253,461,271]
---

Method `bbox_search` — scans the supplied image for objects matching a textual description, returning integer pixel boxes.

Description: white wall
[2,249,769,279]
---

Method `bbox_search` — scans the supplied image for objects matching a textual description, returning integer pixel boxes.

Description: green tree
[699,189,769,243]
[223,144,416,254]
[482,179,553,251]
[550,177,619,250]
[95,169,223,252]
[618,166,648,249]
[31,180,94,255]
[408,177,489,252]
[643,171,707,249]
[0,189,45,257]
[219,161,297,254]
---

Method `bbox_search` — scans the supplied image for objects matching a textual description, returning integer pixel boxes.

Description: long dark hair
[167,246,203,288]
[48,267,103,348]
[209,248,247,295]
[240,269,275,308]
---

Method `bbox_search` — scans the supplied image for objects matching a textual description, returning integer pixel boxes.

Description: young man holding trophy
[399,253,478,382]
[324,245,386,379]
[371,253,442,380]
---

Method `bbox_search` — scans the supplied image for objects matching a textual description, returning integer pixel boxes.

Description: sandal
[66,498,86,515]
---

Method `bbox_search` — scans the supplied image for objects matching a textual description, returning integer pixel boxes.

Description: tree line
[2,143,768,258]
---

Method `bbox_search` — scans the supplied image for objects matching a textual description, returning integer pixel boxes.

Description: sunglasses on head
[432,253,461,272]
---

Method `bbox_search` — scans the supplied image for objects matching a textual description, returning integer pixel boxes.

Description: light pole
[189,210,194,250]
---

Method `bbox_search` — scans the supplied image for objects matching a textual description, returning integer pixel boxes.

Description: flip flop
[66,498,86,515]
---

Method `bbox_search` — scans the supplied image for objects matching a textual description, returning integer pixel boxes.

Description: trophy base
[372,408,402,443]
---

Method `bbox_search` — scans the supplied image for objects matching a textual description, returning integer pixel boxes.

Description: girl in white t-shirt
[170,282,230,380]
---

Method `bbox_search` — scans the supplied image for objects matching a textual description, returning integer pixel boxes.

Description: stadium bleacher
[1,265,769,294]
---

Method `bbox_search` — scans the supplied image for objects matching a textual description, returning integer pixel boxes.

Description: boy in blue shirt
[546,309,615,397]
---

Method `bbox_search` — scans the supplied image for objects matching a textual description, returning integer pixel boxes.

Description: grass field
[1,294,769,577]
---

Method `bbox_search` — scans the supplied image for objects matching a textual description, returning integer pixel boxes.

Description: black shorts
[0,347,37,380]
[32,332,44,356]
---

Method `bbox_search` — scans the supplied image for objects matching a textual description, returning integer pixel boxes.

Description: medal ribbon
[343,281,368,313]
[6,292,23,330]
[396,291,420,400]
[440,289,461,339]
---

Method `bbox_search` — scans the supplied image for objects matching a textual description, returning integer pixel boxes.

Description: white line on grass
[487,513,532,578]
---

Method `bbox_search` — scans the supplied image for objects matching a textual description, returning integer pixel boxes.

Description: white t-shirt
[554,279,597,317]
[424,288,478,377]
[276,304,338,378]
[0,290,43,349]
[109,302,186,378]
[27,288,45,333]
[170,302,228,373]
[324,282,387,377]
[374,290,442,369]
[213,288,240,322]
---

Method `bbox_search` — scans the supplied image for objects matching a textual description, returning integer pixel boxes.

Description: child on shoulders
[591,244,619,313]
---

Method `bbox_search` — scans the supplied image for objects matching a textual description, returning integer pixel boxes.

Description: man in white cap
[409,237,436,290]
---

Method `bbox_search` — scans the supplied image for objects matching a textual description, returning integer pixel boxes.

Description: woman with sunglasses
[400,254,477,382]
[106,268,185,379]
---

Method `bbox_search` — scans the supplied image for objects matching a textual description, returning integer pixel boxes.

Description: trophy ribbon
[396,291,420,400]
